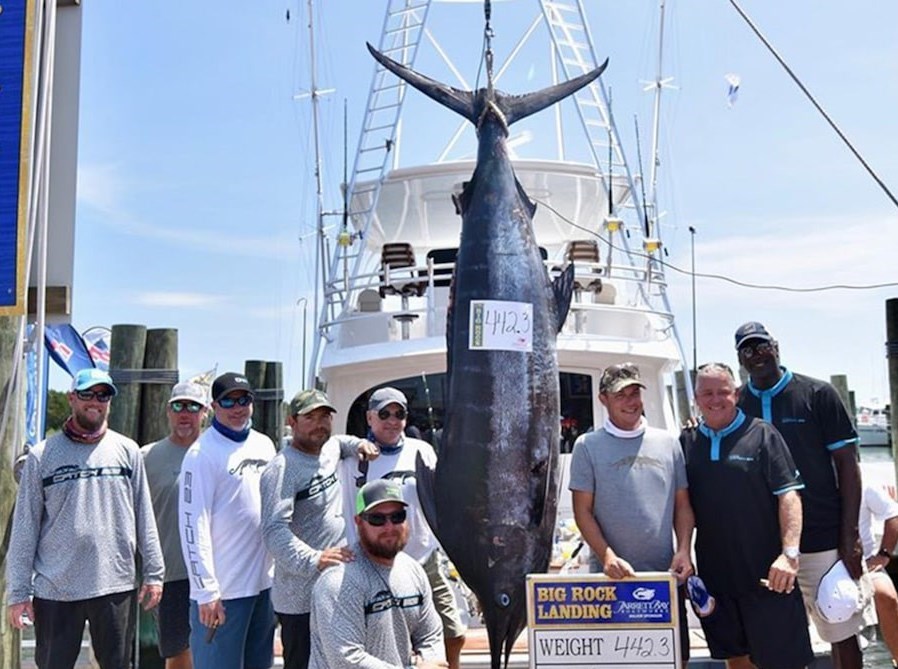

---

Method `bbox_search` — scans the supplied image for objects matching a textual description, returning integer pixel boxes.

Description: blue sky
[66,1,898,405]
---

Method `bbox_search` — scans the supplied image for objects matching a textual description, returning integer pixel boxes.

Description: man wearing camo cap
[260,389,377,669]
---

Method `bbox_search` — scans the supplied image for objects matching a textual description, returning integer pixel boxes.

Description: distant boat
[857,403,891,447]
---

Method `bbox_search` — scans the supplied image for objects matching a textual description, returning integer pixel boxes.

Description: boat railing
[317,254,675,351]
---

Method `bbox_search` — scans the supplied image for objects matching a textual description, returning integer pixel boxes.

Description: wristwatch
[878,547,892,560]
[783,546,800,560]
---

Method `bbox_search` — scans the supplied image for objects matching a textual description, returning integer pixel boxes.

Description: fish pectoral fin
[552,263,575,332]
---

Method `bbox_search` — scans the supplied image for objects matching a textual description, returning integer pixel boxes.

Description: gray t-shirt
[569,426,687,572]
[141,437,191,582]
[6,429,164,603]
[260,435,362,615]
[309,546,444,669]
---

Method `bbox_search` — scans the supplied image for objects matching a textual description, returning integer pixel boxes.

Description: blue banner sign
[0,0,35,314]
[530,577,674,625]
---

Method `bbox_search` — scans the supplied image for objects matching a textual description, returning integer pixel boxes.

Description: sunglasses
[171,401,203,414]
[738,342,774,359]
[377,408,407,421]
[218,394,253,408]
[361,509,407,526]
[75,390,113,403]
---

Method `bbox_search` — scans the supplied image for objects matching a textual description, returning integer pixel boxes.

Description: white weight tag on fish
[469,300,533,352]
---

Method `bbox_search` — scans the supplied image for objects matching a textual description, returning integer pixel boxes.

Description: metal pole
[689,226,697,373]
[296,298,308,387]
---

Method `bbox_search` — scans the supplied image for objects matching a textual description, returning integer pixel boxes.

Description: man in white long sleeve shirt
[179,372,276,669]
[6,368,164,669]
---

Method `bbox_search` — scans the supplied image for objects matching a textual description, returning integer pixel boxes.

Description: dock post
[138,328,178,445]
[887,299,898,482]
[108,324,147,440]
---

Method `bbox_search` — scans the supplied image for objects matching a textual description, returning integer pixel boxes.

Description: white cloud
[135,292,228,308]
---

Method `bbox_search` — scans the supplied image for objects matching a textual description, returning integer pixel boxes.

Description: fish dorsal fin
[552,264,575,333]
[414,451,440,541]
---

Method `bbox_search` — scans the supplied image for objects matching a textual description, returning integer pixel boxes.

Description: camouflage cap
[289,389,336,416]
[599,363,646,395]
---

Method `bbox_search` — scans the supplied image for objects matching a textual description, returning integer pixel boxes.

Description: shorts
[699,586,813,669]
[796,549,876,643]
[154,579,190,658]
[422,549,466,639]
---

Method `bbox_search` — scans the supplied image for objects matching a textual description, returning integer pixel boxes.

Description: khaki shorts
[796,548,876,643]
[423,549,467,639]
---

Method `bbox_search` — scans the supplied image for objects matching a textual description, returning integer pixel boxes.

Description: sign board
[469,300,533,352]
[0,0,36,314]
[526,572,681,668]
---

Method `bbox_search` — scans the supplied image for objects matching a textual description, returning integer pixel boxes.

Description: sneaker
[686,575,716,618]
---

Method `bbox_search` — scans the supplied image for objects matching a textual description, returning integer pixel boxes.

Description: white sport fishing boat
[305,1,697,665]
[857,403,891,447]
[308,0,692,453]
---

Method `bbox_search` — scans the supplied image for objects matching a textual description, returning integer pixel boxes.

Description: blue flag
[45,324,96,378]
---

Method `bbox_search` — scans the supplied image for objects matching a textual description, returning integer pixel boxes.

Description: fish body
[367,44,606,669]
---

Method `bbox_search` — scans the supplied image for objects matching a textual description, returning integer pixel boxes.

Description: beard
[73,407,106,433]
[359,526,409,561]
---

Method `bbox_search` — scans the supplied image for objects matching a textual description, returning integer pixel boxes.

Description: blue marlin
[368,45,607,669]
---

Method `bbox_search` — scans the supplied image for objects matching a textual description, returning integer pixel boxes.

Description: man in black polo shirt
[734,321,868,669]
[682,363,812,669]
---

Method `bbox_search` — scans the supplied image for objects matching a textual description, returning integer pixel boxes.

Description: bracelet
[878,547,892,560]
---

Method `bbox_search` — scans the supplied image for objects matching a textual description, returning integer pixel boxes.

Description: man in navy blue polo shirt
[734,321,867,669]
[683,363,812,669]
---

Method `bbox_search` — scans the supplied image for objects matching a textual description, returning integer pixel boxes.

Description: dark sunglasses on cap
[361,509,407,526]
[218,394,253,409]
[377,408,407,421]
[75,389,113,403]
[171,401,203,414]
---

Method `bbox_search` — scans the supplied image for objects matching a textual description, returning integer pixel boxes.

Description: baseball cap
[211,372,254,402]
[368,387,407,412]
[599,363,645,395]
[686,575,716,618]
[169,381,208,406]
[72,368,118,396]
[815,560,870,624]
[734,321,774,349]
[290,389,336,416]
[356,478,408,515]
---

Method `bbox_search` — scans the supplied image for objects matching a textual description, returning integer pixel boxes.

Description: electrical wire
[534,197,898,293]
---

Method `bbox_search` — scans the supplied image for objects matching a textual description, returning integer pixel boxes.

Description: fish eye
[496,593,511,608]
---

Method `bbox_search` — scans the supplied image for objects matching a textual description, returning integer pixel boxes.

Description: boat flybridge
[308,0,693,452]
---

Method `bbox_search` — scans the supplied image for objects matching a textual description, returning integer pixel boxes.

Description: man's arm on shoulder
[831,445,863,578]
[335,434,380,462]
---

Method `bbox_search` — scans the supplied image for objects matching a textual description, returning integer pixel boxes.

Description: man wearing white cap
[142,381,209,669]
[339,386,466,669]
[6,368,164,669]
